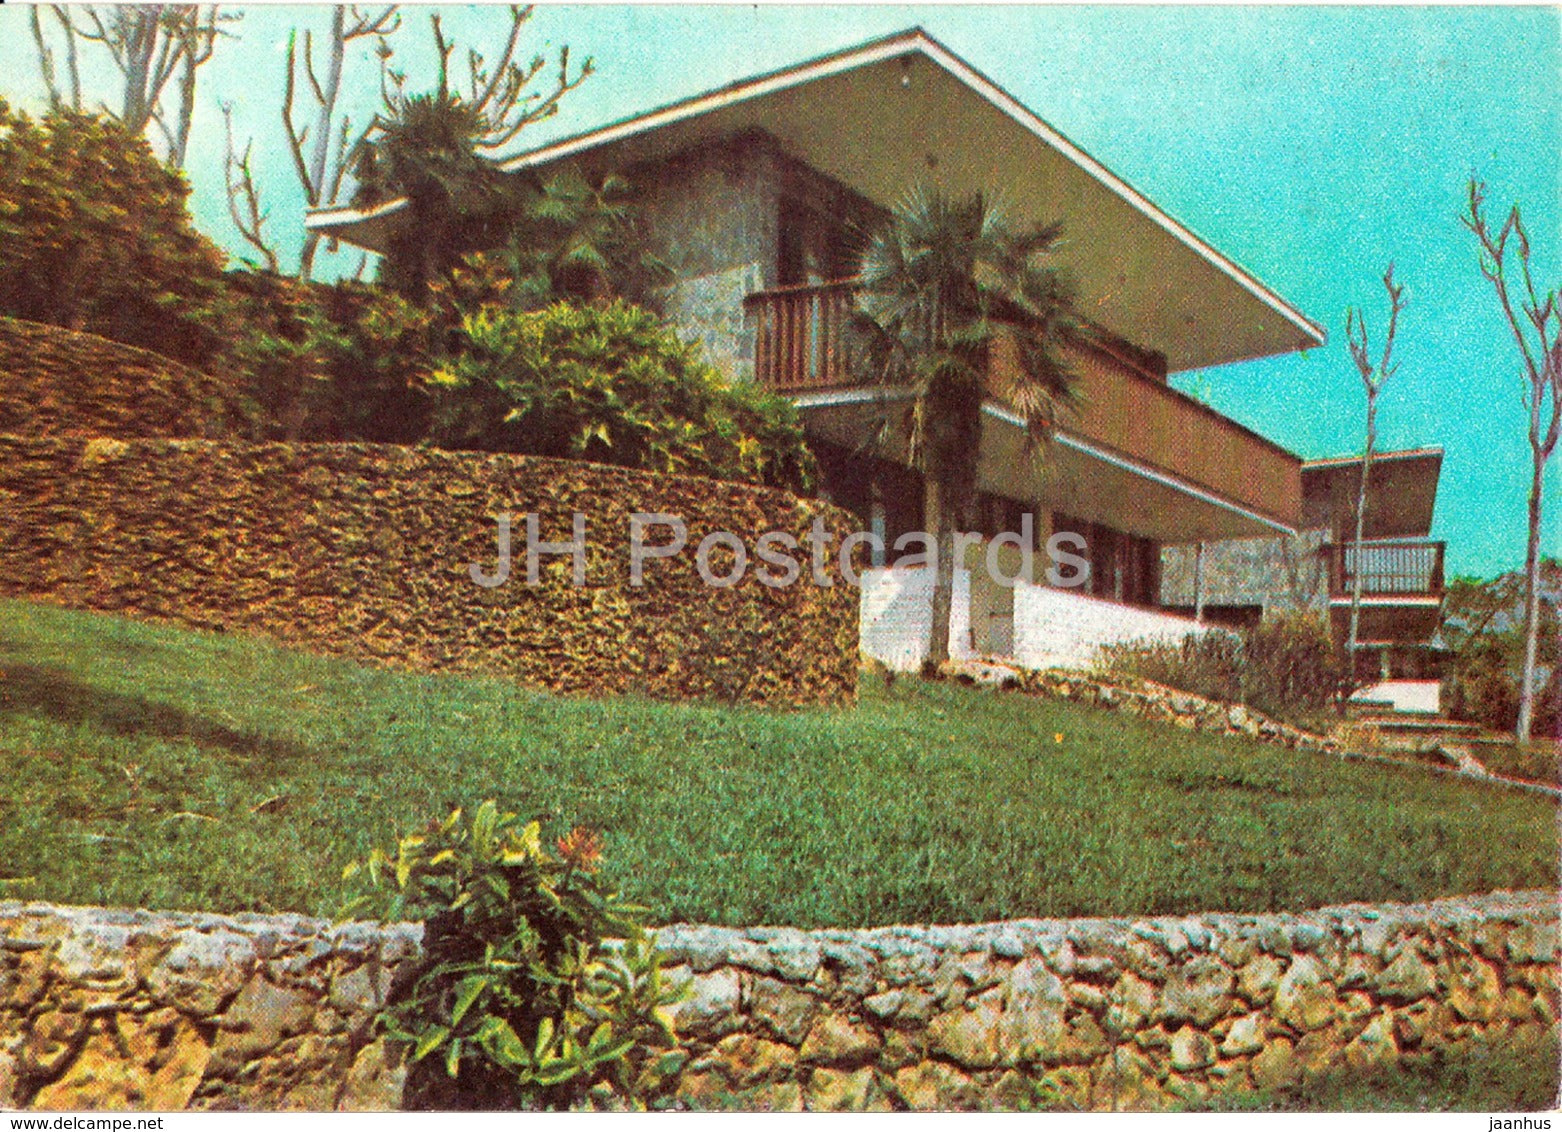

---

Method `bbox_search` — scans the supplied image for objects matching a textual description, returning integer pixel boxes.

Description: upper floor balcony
[743,278,1303,540]
[1327,538,1446,601]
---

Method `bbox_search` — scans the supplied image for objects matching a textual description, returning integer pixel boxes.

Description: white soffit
[309,29,1325,373]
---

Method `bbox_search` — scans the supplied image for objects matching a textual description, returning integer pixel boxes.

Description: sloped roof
[308,28,1325,373]
[1303,446,1444,538]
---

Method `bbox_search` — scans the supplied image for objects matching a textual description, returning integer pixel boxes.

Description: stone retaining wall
[2,893,1556,1111]
[0,318,237,440]
[0,436,859,706]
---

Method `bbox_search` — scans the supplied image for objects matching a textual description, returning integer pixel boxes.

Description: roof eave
[303,26,1325,364]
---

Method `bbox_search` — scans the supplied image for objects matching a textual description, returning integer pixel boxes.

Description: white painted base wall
[858,567,973,672]
[858,568,1207,673]
[1013,583,1209,670]
[1350,679,1442,715]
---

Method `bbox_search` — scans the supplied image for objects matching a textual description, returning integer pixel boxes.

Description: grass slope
[0,599,1555,926]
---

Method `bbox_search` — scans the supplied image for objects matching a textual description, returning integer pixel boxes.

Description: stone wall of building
[628,130,885,383]
[3,893,1555,1111]
[629,135,782,380]
[1160,531,1330,615]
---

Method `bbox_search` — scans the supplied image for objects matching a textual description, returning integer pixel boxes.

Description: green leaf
[473,799,498,854]
[412,1026,451,1063]
[449,975,488,1026]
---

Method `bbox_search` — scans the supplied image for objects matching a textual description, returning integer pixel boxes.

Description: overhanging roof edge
[498,26,1325,354]
[1303,446,1445,470]
[909,34,1323,352]
[302,26,1328,359]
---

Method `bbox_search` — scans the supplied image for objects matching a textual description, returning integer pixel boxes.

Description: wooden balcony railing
[1327,539,1446,598]
[744,279,1302,526]
[744,279,858,391]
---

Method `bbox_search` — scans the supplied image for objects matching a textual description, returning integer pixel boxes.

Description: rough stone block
[805,1066,874,1111]
[1157,954,1234,1027]
[335,1038,405,1111]
[1169,1025,1215,1071]
[1344,1012,1397,1069]
[1249,1036,1296,1089]
[892,1060,977,1110]
[1219,1012,1266,1056]
[1375,950,1437,1004]
[146,931,257,1016]
[747,976,817,1045]
[1444,954,1502,1023]
[1273,954,1336,1033]
[798,1014,880,1067]
[1237,954,1284,1006]
[671,968,743,1040]
[702,1033,796,1086]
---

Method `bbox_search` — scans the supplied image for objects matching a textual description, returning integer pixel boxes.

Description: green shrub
[1099,612,1348,726]
[1097,629,1244,705]
[215,270,358,442]
[1444,643,1559,738]
[1442,643,1521,733]
[1243,612,1351,717]
[0,99,228,367]
[345,801,685,1111]
[422,299,816,492]
[213,264,480,446]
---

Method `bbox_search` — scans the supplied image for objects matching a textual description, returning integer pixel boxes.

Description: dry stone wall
[0,435,859,706]
[0,318,237,440]
[2,893,1555,1111]
[0,903,417,1111]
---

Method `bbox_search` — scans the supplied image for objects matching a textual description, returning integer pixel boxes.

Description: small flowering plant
[343,800,684,1110]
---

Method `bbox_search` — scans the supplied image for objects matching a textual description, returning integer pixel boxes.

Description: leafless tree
[1343,265,1407,674]
[1463,180,1562,741]
[221,102,279,273]
[29,5,229,168]
[165,7,224,168]
[375,5,594,155]
[30,6,82,113]
[281,5,401,280]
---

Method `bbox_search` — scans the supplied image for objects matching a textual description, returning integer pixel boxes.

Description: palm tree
[503,169,670,310]
[852,187,1080,671]
[351,90,521,299]
[348,10,592,300]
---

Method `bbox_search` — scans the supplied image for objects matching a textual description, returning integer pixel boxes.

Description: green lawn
[0,598,1555,926]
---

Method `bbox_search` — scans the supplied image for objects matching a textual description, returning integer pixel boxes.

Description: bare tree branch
[31,7,62,112]
[1343,264,1407,670]
[30,6,87,112]
[221,101,280,273]
[1465,178,1562,740]
[45,5,227,167]
[281,6,402,280]
[375,6,591,158]
[169,7,227,168]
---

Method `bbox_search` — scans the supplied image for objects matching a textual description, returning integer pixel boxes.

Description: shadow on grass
[0,660,317,765]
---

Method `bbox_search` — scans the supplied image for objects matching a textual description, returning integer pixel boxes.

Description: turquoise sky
[3,4,1558,577]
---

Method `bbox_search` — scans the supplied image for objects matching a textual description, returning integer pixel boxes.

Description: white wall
[1013,582,1209,671]
[1350,680,1442,715]
[859,566,973,671]
[859,567,1208,673]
